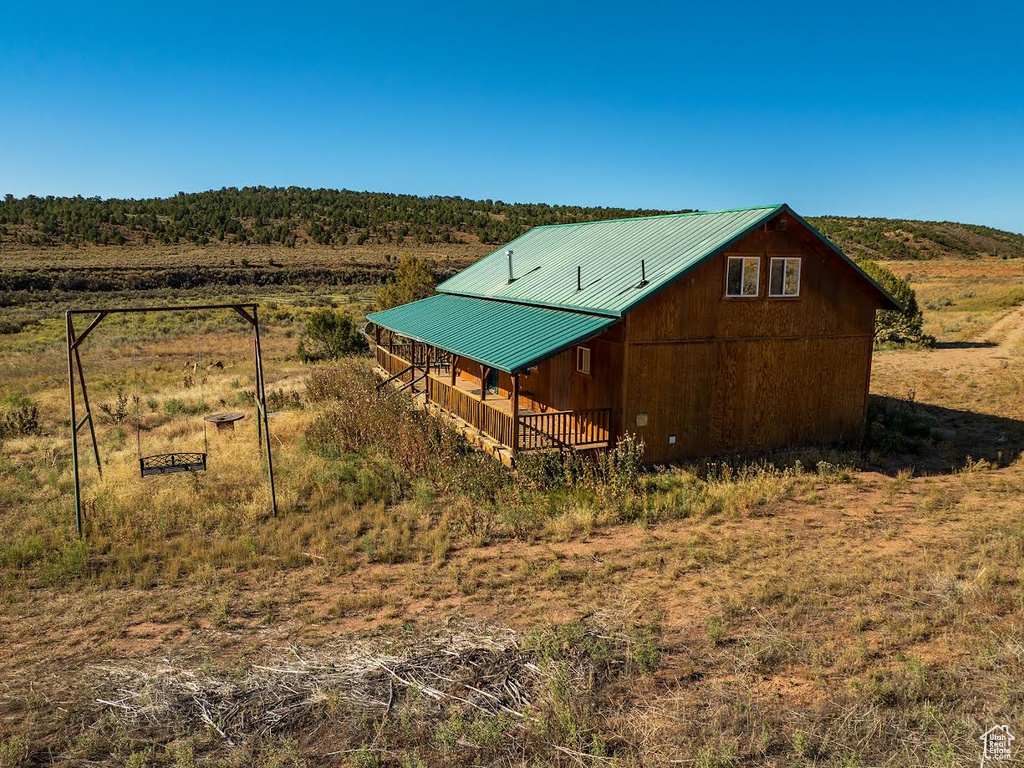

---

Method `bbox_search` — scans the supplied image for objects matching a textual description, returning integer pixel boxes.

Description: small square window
[726,256,760,297]
[576,346,591,375]
[769,257,801,297]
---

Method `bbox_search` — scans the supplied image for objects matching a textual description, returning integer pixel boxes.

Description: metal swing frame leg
[67,311,106,537]
[243,305,278,518]
[66,303,280,537]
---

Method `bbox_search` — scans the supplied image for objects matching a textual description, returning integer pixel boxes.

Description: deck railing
[376,345,414,383]
[375,345,609,454]
[518,408,611,450]
[427,376,516,448]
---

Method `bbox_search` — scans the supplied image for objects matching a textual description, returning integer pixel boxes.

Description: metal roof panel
[436,205,784,316]
[367,294,618,373]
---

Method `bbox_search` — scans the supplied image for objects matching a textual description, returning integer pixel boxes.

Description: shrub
[0,318,36,335]
[305,361,495,488]
[0,395,41,438]
[99,390,130,424]
[516,434,644,502]
[855,258,935,347]
[864,396,933,455]
[297,309,368,362]
[375,255,436,311]
[163,398,206,416]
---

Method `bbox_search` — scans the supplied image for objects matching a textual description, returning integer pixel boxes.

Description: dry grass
[0,240,486,270]
[1,258,1024,765]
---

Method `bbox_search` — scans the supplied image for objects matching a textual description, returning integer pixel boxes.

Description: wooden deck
[374,345,611,459]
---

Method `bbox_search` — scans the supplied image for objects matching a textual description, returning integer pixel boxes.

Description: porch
[374,342,611,457]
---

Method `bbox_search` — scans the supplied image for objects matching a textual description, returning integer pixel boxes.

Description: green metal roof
[437,203,899,315]
[366,294,617,374]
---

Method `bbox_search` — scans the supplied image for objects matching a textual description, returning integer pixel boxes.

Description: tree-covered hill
[0,188,681,250]
[1,187,1021,260]
[810,216,1024,261]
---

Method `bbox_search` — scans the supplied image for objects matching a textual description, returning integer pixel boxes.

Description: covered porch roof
[366,293,617,374]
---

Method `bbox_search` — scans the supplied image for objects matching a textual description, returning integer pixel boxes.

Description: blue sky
[2,1,1023,231]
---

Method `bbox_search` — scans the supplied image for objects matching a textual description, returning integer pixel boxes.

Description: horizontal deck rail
[375,345,609,454]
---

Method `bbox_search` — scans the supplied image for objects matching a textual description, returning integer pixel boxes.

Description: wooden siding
[453,324,624,430]
[621,212,883,462]
[625,335,873,457]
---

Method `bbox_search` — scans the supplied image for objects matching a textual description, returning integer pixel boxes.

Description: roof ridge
[532,203,785,230]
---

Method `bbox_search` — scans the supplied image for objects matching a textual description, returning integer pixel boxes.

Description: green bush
[864,397,933,455]
[375,255,436,311]
[0,395,41,438]
[297,309,368,362]
[856,258,934,347]
[516,433,644,503]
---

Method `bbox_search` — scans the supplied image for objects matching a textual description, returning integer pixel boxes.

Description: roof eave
[367,312,519,374]
[507,321,622,374]
[367,296,618,375]
[780,205,904,311]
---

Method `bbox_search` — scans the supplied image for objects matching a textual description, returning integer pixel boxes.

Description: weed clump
[0,394,41,438]
[305,362,483,484]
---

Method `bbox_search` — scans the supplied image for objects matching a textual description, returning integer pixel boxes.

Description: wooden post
[451,354,457,385]
[373,325,380,347]
[409,339,416,389]
[424,346,432,403]
[511,373,520,455]
[480,364,487,401]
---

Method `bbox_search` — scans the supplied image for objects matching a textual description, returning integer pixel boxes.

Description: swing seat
[140,452,207,477]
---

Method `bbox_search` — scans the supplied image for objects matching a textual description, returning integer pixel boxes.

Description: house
[366,204,898,463]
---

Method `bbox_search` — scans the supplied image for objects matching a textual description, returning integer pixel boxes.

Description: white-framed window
[576,346,591,375]
[769,257,801,297]
[726,256,760,297]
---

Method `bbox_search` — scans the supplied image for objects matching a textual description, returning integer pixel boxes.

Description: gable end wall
[621,213,882,461]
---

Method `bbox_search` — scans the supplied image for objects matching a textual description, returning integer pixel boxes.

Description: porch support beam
[424,345,432,403]
[480,364,488,401]
[511,373,520,456]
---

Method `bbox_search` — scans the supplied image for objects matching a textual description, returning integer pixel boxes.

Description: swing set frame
[65,302,278,537]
